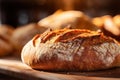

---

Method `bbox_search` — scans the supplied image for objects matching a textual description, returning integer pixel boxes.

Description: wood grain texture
[0,57,120,80]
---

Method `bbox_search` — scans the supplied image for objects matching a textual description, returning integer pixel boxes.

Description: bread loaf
[21,29,120,71]
[38,10,99,31]
[0,25,14,56]
[92,15,120,42]
[11,23,47,55]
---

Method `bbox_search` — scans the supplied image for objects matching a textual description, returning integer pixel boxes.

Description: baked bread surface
[21,29,120,71]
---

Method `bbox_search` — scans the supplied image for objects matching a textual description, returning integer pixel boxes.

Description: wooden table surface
[0,56,120,80]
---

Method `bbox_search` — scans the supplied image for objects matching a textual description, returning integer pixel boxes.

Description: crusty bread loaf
[11,23,47,55]
[21,29,120,71]
[38,10,99,31]
[0,25,14,56]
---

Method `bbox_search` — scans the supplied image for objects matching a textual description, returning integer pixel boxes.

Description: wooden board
[0,56,120,80]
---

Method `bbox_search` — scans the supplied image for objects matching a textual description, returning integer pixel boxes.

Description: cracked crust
[21,29,120,71]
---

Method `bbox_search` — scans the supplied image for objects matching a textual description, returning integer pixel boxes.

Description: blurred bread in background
[92,15,120,42]
[0,25,14,56]
[113,15,120,28]
[38,10,99,31]
[10,23,47,55]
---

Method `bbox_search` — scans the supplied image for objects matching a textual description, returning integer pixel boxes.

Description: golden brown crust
[35,29,100,43]
[21,29,120,71]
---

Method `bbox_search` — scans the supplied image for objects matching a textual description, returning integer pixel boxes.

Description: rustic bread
[21,29,120,71]
[0,25,14,56]
[38,10,99,31]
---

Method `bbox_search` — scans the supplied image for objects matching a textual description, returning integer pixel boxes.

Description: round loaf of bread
[21,29,120,71]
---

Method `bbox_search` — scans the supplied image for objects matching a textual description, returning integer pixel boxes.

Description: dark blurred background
[1,0,120,27]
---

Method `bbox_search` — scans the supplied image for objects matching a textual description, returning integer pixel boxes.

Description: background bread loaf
[38,10,99,31]
[11,23,47,55]
[0,25,14,56]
